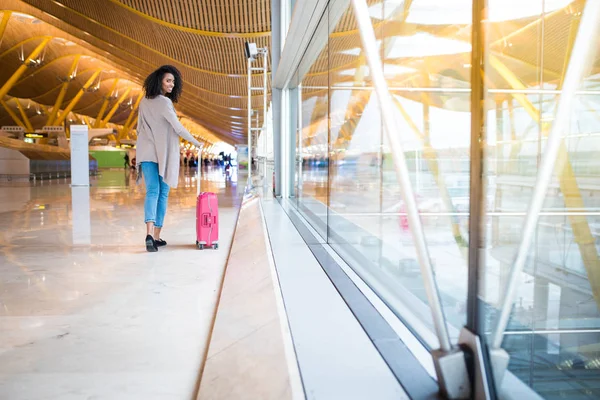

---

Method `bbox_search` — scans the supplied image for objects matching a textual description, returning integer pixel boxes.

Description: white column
[70,125,90,187]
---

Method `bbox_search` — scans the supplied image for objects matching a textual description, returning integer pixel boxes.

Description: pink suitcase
[195,155,219,250]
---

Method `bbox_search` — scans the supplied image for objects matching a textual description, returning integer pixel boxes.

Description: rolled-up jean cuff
[145,219,155,224]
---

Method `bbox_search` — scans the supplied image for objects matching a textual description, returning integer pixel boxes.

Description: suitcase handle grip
[203,213,211,226]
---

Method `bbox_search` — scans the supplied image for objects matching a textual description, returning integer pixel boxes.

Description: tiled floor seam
[204,316,279,361]
[191,194,247,400]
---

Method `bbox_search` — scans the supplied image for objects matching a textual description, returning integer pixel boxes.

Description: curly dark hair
[143,65,183,103]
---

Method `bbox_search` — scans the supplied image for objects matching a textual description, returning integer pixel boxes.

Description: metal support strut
[263,49,268,188]
[247,57,253,188]
[246,44,269,189]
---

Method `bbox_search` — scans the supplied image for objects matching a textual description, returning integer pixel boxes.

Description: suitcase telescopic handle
[196,147,202,196]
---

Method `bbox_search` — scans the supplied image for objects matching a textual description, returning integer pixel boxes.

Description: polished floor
[0,166,243,399]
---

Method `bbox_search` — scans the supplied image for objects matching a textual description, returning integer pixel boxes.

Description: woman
[136,65,202,252]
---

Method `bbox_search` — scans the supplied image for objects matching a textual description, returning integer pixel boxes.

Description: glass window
[483,1,600,398]
[288,0,600,397]
[293,0,473,348]
[296,28,330,240]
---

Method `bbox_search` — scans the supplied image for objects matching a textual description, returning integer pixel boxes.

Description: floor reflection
[0,166,244,249]
[71,186,91,245]
[0,166,244,399]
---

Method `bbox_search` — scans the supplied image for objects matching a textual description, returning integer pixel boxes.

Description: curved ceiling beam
[0,11,11,41]
[0,10,264,139]
[72,96,104,114]
[46,54,80,125]
[0,27,144,82]
[100,87,131,127]
[19,69,263,122]
[14,6,268,77]
[13,54,133,86]
[0,36,51,99]
[81,37,268,97]
[28,67,98,102]
[1,11,270,98]
[13,97,33,131]
[0,98,25,128]
[20,40,266,100]
[54,68,101,125]
[106,0,270,38]
[94,78,119,127]
[0,35,50,60]
[15,53,81,84]
[117,91,143,142]
[28,81,62,101]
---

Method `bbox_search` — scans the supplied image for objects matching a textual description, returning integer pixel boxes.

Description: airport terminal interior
[1,0,599,399]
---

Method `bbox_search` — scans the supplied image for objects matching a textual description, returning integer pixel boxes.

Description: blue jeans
[141,162,170,228]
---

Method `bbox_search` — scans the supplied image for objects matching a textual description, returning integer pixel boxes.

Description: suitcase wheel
[212,243,218,250]
[197,242,205,250]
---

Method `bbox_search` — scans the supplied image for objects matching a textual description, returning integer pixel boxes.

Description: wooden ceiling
[0,0,272,144]
[2,0,597,146]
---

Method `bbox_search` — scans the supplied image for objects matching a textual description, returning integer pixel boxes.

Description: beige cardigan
[135,95,201,188]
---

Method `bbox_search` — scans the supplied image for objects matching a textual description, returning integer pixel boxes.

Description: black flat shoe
[145,235,158,252]
[155,238,167,247]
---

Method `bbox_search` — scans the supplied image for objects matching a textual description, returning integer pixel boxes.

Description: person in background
[124,152,130,168]
[135,65,203,252]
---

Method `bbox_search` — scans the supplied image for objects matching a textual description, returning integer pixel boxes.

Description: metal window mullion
[281,88,290,199]
[464,0,500,398]
[263,50,268,184]
[466,0,486,336]
[350,0,451,352]
[298,85,303,200]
